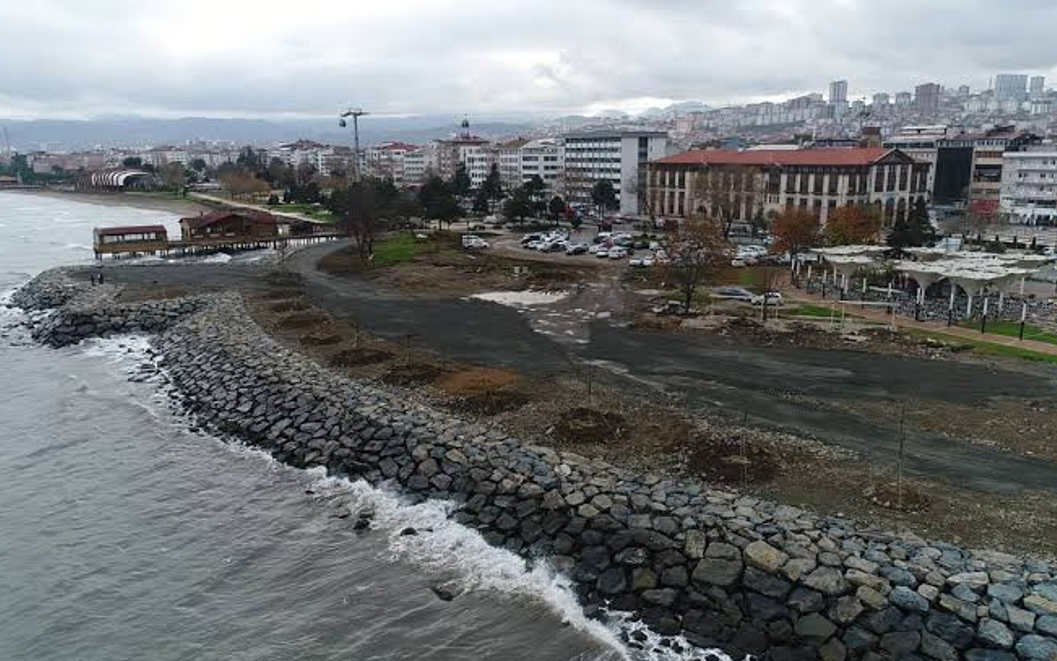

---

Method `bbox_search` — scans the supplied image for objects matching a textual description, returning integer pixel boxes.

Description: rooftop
[179,210,283,230]
[653,147,897,167]
[94,224,168,237]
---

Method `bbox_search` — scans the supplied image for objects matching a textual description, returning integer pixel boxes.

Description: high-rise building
[914,83,942,114]
[995,74,1028,102]
[872,93,890,109]
[895,92,913,109]
[829,80,848,104]
[1030,75,1046,99]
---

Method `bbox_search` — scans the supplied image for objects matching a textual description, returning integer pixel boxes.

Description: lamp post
[338,107,368,182]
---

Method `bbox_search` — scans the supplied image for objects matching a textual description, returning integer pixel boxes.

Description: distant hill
[0,116,535,152]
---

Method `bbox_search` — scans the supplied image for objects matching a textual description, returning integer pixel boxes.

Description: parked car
[521,233,542,246]
[751,292,784,306]
[713,286,756,302]
[608,247,629,259]
[565,243,589,255]
[595,248,612,259]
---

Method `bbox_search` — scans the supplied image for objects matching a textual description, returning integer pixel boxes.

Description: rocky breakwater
[11,267,218,347]
[14,268,1057,661]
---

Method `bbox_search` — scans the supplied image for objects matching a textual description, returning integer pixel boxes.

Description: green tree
[888,199,937,251]
[502,186,533,224]
[591,179,618,214]
[451,163,472,199]
[236,147,262,171]
[482,163,504,206]
[548,195,566,222]
[472,187,490,216]
[419,175,460,228]
[189,158,207,173]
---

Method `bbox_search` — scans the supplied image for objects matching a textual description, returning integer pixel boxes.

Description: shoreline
[9,265,1057,661]
[4,188,216,217]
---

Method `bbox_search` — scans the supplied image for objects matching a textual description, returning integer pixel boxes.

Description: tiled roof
[653,147,897,167]
[179,210,282,230]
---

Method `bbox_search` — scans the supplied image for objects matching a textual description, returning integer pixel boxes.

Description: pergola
[892,254,1052,314]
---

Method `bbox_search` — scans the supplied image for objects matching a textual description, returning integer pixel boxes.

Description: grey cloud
[2,0,1057,118]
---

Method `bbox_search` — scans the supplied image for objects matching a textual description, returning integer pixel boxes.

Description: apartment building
[647,147,929,226]
[968,127,1040,215]
[364,141,419,186]
[563,130,669,216]
[1000,150,1057,225]
[519,138,564,191]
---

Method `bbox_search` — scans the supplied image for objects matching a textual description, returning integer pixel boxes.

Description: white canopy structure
[891,252,1055,314]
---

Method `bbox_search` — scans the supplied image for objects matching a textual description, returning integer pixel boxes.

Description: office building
[563,130,669,216]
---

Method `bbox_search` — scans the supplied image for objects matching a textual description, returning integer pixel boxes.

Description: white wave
[63,243,93,252]
[72,333,737,661]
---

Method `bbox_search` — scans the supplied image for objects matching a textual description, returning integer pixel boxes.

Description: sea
[0,192,724,661]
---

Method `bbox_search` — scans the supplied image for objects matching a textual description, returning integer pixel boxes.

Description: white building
[402,148,431,187]
[1030,75,1046,100]
[1000,150,1057,225]
[519,138,564,192]
[829,80,849,104]
[995,74,1028,102]
[563,130,669,216]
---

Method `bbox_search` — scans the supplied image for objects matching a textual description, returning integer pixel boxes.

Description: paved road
[99,243,1057,494]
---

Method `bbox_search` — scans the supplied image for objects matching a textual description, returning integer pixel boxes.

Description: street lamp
[338,107,368,182]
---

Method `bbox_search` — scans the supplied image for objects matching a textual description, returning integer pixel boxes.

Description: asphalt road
[99,243,1057,494]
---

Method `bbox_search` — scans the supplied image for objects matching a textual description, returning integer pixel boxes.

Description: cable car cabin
[93,225,169,258]
[179,210,290,243]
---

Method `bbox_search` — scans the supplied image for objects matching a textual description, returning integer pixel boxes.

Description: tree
[824,204,882,246]
[662,219,733,314]
[524,175,547,216]
[502,185,533,224]
[591,179,618,214]
[295,162,318,186]
[888,198,937,251]
[189,158,208,174]
[419,175,460,227]
[159,162,187,190]
[750,208,768,239]
[693,164,759,239]
[450,163,472,199]
[332,181,383,262]
[482,163,505,207]
[548,195,567,223]
[236,147,262,171]
[472,187,491,216]
[770,208,820,260]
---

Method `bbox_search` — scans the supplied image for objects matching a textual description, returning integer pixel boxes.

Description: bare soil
[235,279,1057,559]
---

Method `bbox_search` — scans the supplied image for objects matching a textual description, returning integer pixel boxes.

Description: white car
[595,248,611,259]
[608,247,629,259]
[751,292,784,306]
[629,256,655,268]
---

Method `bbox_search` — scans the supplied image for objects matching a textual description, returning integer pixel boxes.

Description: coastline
[10,265,1057,661]
[5,188,216,217]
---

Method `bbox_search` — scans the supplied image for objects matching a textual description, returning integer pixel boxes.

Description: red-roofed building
[647,147,930,226]
[179,210,290,242]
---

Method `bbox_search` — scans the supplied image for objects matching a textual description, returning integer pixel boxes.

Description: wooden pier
[93,232,344,260]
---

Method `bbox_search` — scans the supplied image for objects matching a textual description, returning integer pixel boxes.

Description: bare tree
[692,165,760,239]
[662,218,733,314]
[335,182,382,262]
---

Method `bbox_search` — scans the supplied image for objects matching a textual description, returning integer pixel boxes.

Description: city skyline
[4,0,1057,120]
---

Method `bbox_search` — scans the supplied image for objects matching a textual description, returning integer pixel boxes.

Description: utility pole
[338,108,368,182]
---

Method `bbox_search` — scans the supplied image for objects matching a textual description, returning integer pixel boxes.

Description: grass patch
[907,329,1057,364]
[787,304,840,318]
[958,320,1057,346]
[372,233,435,267]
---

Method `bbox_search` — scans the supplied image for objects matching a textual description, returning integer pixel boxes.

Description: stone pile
[14,267,1057,661]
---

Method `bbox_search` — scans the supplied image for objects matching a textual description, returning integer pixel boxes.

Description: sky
[3,0,1057,120]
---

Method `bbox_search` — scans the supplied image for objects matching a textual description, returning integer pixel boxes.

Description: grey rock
[1024,594,1057,616]
[744,540,789,573]
[830,595,866,624]
[692,558,743,587]
[684,529,707,560]
[892,585,931,613]
[804,567,851,596]
[921,631,958,661]
[744,567,792,599]
[843,626,878,651]
[1006,605,1036,633]
[964,649,1018,661]
[795,613,837,640]
[789,586,825,614]
[819,638,847,661]
[880,631,921,658]
[977,619,1014,649]
[597,568,627,596]
[989,584,1025,604]
[1035,614,1057,636]
[928,612,977,649]
[1015,635,1057,661]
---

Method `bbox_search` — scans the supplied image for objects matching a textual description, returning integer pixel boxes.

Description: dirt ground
[240,279,1057,559]
[318,234,597,298]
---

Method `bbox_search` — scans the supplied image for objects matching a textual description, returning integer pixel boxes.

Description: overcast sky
[3,0,1057,120]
